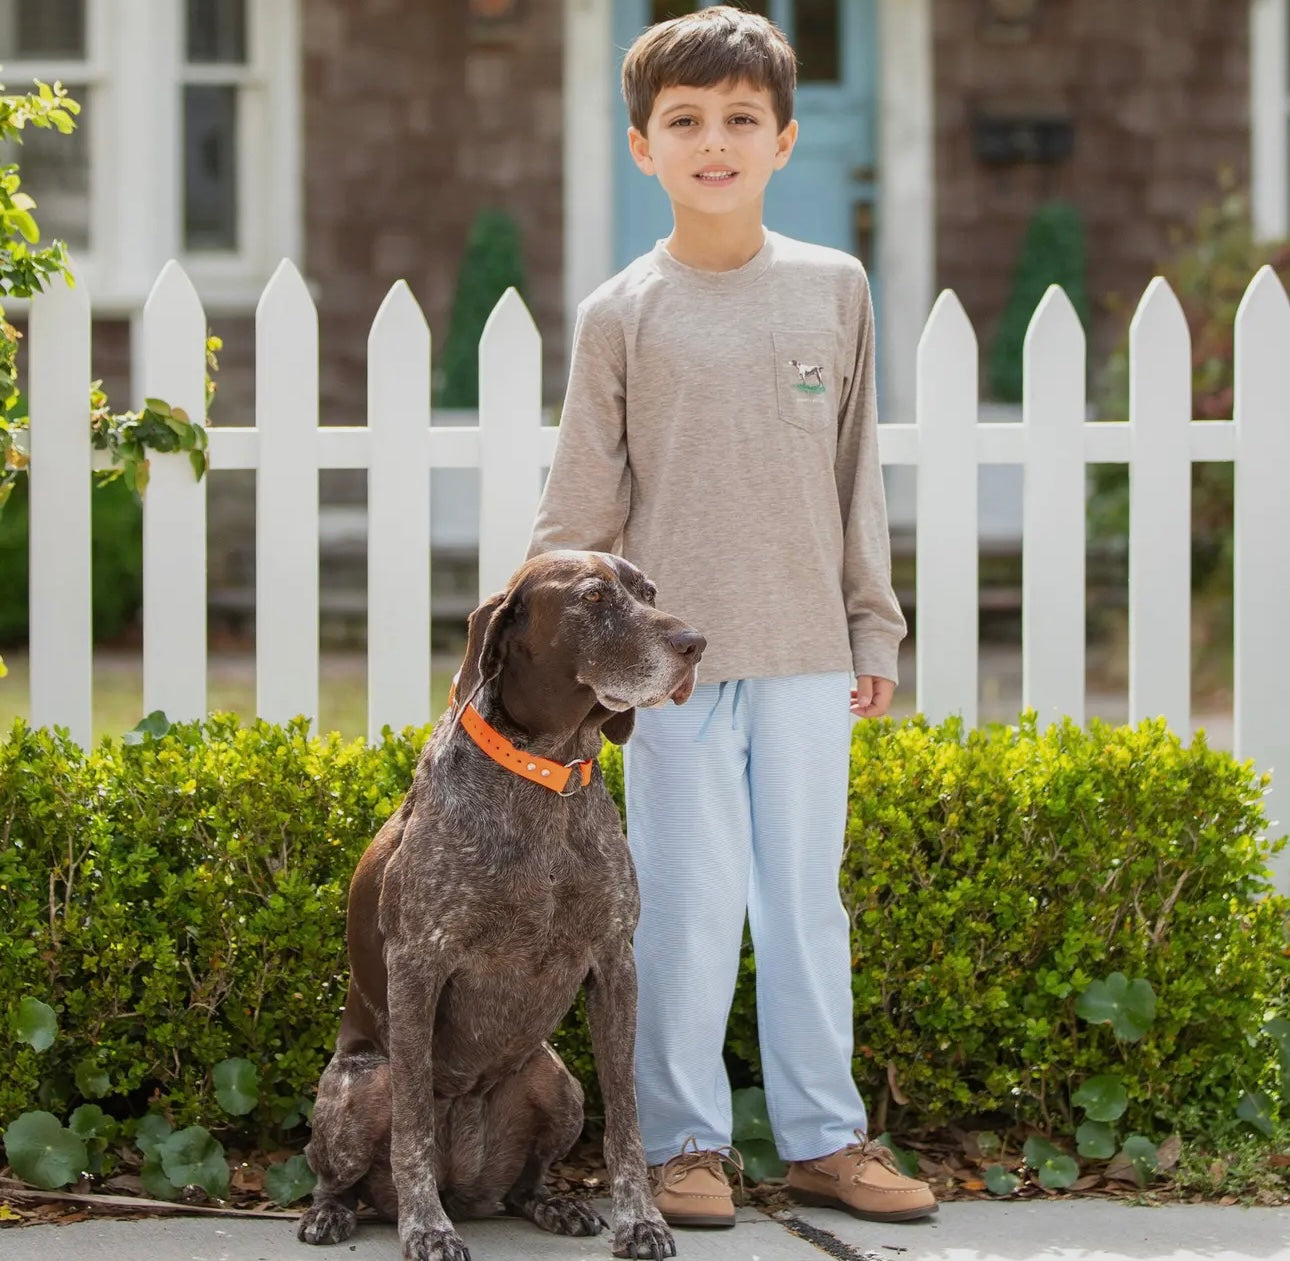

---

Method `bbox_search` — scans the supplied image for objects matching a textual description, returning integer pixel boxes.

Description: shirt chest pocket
[771,329,836,434]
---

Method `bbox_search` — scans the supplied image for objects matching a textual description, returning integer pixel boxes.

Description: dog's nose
[668,629,706,659]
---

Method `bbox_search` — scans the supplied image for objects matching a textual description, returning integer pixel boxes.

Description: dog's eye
[583,590,603,603]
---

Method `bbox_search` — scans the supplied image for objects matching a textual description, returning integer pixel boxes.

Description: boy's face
[628,79,797,221]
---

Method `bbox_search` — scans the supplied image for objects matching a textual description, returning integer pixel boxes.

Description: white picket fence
[24,260,1290,889]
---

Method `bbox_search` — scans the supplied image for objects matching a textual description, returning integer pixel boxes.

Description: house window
[0,0,300,311]
[0,0,91,250]
[1251,0,1290,239]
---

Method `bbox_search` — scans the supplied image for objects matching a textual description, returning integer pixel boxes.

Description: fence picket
[19,264,1290,895]
[28,274,92,747]
[1022,286,1086,726]
[1128,279,1191,730]
[1233,266,1290,892]
[255,260,320,725]
[367,282,432,735]
[141,262,208,723]
[478,288,542,601]
[915,290,978,725]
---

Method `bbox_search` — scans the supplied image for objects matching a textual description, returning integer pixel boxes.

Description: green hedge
[0,713,1285,1140]
[0,475,143,644]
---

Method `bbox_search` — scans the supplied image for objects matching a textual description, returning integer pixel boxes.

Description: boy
[527,5,935,1229]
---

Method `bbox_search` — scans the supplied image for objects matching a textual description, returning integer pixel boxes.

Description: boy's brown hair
[621,5,797,135]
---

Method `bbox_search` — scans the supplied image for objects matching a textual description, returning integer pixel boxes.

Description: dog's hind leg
[499,1043,604,1238]
[298,1050,391,1245]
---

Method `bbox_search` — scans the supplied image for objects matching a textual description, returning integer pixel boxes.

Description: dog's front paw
[529,1195,606,1237]
[612,1215,676,1260]
[297,1200,357,1245]
[402,1224,472,1261]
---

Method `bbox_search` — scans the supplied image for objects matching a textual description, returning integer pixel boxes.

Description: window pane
[0,84,90,250]
[0,0,86,58]
[795,0,839,83]
[184,85,238,251]
[187,0,247,64]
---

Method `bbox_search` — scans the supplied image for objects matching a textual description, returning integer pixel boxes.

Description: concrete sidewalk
[2,1200,1287,1261]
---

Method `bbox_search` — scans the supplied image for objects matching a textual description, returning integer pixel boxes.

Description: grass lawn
[0,650,456,744]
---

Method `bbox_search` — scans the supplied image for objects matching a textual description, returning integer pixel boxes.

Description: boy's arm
[527,306,630,559]
[836,273,907,684]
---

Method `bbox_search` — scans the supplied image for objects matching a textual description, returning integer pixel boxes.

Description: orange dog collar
[450,676,596,797]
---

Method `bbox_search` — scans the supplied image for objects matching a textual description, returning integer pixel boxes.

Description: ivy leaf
[1074,973,1156,1042]
[123,710,172,745]
[1236,1091,1274,1137]
[212,1057,259,1116]
[2,1111,87,1189]
[1022,1136,1080,1190]
[264,1153,317,1206]
[139,1148,179,1200]
[133,1113,173,1158]
[731,1086,774,1145]
[1075,1119,1117,1159]
[159,1126,229,1199]
[1071,1073,1128,1122]
[144,398,172,417]
[74,1059,110,1100]
[736,1138,785,1184]
[975,1130,1003,1159]
[14,997,57,1052]
[1263,1017,1290,1084]
[68,1105,115,1141]
[874,1133,919,1179]
[188,448,207,481]
[983,1164,1020,1196]
[1106,1136,1159,1186]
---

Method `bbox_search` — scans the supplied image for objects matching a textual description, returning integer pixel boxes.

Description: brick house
[6,0,1287,618]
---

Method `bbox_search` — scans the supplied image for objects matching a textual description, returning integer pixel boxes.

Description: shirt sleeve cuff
[851,633,901,687]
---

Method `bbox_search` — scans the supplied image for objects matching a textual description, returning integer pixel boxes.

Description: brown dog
[298,551,704,1261]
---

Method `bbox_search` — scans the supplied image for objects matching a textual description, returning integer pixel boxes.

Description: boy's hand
[851,675,895,719]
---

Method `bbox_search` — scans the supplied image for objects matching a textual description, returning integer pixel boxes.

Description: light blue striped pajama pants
[622,671,867,1165]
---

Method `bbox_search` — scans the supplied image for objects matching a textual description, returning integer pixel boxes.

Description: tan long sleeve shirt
[527,230,906,684]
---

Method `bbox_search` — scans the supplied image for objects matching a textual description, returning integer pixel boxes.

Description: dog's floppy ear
[456,588,510,708]
[601,708,636,745]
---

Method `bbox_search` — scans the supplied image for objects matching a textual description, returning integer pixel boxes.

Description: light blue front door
[611,1,878,292]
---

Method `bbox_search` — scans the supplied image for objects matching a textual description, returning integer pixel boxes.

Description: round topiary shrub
[988,201,1090,403]
[435,209,526,409]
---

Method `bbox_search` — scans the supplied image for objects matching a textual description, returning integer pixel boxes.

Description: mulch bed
[4,1127,1288,1228]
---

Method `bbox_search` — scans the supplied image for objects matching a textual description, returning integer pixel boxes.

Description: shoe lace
[837,1131,903,1183]
[655,1135,747,1196]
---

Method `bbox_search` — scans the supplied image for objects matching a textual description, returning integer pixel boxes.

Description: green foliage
[1023,1135,1080,1190]
[0,473,143,644]
[212,1058,259,1117]
[435,209,525,409]
[0,79,216,519]
[0,711,1285,1161]
[0,715,422,1129]
[987,201,1089,402]
[730,1086,783,1182]
[1071,1073,1129,1123]
[264,1152,317,1206]
[0,80,79,412]
[719,714,1288,1139]
[1090,185,1290,684]
[2,1110,86,1188]
[1075,973,1157,1042]
[14,996,56,1051]
[983,1164,1020,1195]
